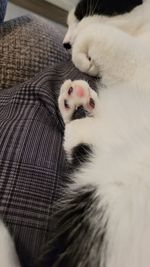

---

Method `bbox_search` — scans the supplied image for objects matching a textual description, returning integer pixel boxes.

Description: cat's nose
[63,42,71,50]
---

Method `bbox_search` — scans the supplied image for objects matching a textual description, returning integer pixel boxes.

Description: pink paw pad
[75,86,85,97]
[67,85,85,97]
[64,83,96,112]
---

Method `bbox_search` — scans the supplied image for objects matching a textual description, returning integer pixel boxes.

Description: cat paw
[71,19,135,83]
[58,79,98,123]
[71,24,100,77]
[72,49,99,77]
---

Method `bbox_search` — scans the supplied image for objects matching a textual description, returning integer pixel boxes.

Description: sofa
[0,2,97,266]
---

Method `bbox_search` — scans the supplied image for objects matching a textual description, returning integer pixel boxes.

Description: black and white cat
[63,0,143,49]
[1,0,150,266]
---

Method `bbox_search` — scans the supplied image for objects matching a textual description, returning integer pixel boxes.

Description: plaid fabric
[0,0,7,22]
[0,15,69,90]
[0,60,96,266]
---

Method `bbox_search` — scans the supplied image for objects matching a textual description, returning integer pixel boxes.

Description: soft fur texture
[63,0,144,47]
[1,0,150,266]
[55,0,150,266]
[0,221,20,267]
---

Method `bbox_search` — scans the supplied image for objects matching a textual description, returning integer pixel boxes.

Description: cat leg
[37,82,102,266]
[58,79,99,160]
[0,221,21,267]
[48,80,105,267]
[71,22,138,85]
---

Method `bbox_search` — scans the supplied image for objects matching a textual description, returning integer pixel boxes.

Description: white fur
[2,1,150,266]
[65,0,150,44]
[60,1,150,266]
[0,221,21,267]
[65,84,150,267]
[71,15,150,85]
[63,8,78,45]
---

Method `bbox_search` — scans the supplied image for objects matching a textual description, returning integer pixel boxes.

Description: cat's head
[63,0,143,49]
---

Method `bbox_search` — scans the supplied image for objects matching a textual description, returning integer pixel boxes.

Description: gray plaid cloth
[0,61,96,266]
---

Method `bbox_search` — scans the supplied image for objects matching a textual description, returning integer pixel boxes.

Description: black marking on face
[75,0,143,21]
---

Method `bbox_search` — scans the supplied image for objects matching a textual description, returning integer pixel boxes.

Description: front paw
[71,33,99,77]
[72,49,99,77]
[58,79,98,123]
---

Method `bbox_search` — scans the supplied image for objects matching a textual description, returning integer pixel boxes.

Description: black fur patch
[71,143,93,168]
[70,106,94,168]
[71,106,88,120]
[75,0,143,20]
[36,186,107,267]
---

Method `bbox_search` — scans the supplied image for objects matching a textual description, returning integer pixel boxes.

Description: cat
[1,0,150,266]
[48,0,150,266]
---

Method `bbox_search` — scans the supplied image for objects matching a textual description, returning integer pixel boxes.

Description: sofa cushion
[0,15,69,90]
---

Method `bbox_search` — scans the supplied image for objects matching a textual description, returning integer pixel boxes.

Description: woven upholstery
[0,15,69,90]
